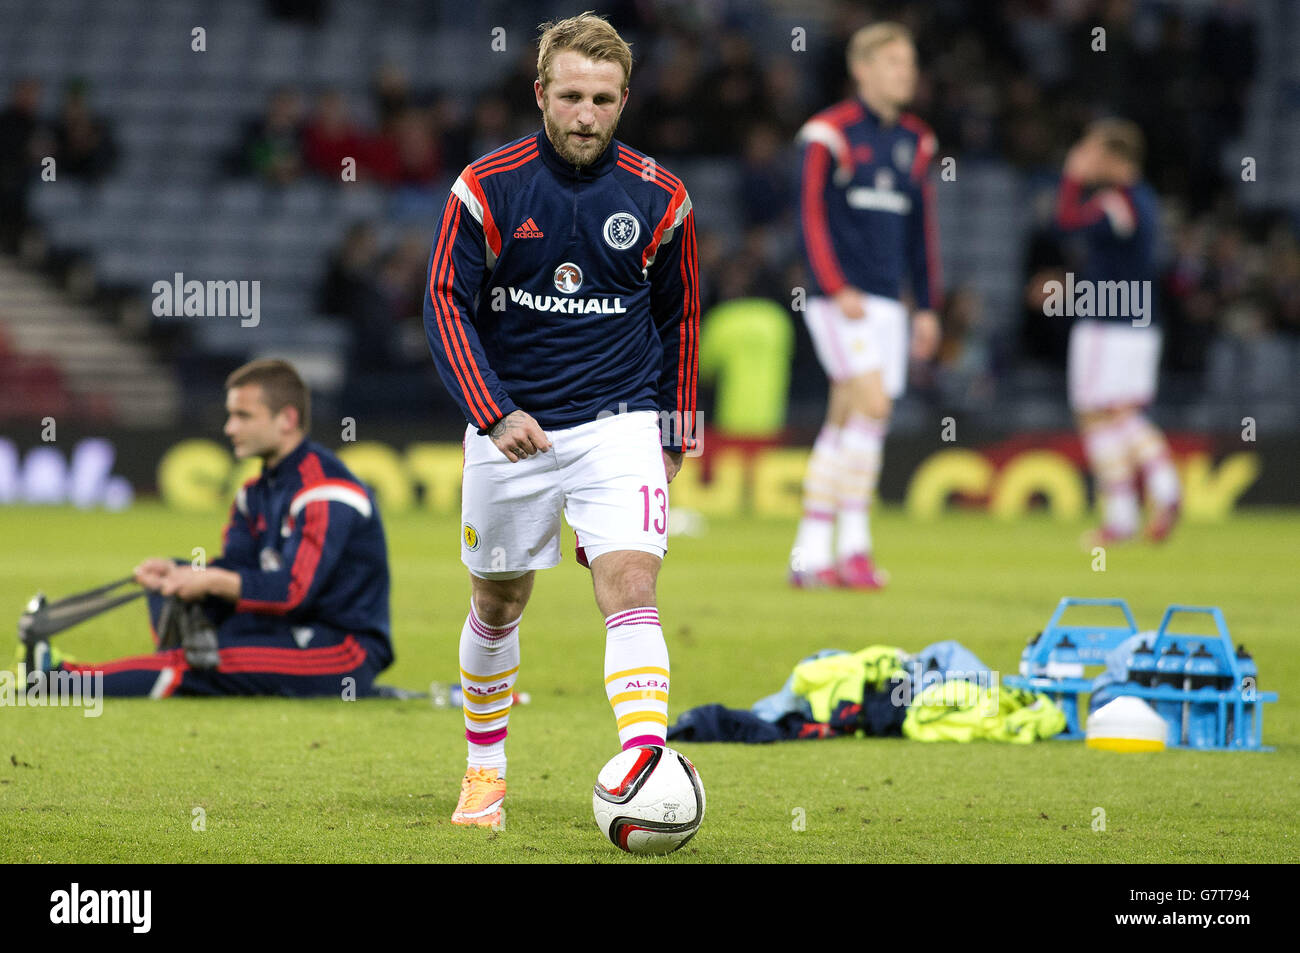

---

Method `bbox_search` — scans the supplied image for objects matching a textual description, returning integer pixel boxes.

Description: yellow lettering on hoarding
[989,451,1085,520]
[157,440,232,512]
[905,449,994,520]
[1179,452,1260,520]
[751,448,810,518]
[337,442,413,513]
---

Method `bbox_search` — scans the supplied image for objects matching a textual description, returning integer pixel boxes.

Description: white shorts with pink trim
[460,410,669,575]
[804,293,908,396]
[1068,319,1162,413]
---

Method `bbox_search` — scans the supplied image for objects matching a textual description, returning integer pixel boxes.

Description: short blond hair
[536,11,633,92]
[1087,118,1146,168]
[847,22,913,65]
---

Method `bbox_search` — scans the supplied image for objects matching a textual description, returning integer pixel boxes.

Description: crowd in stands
[3,0,1294,423]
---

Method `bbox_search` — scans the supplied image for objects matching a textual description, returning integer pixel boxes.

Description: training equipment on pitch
[155,596,220,670]
[18,577,143,644]
[1085,696,1168,752]
[592,745,705,854]
[18,577,145,675]
[1006,598,1278,750]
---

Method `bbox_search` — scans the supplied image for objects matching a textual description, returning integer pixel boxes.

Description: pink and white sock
[459,602,521,777]
[836,413,885,559]
[1082,420,1138,535]
[793,424,840,571]
[1122,413,1181,507]
[604,607,670,749]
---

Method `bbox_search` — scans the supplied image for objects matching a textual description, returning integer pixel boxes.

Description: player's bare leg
[1079,408,1139,548]
[450,570,534,829]
[590,550,671,750]
[835,369,891,589]
[791,383,849,587]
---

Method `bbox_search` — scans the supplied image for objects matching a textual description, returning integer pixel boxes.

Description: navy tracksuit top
[213,438,393,664]
[424,129,700,451]
[797,96,942,310]
[1055,176,1161,325]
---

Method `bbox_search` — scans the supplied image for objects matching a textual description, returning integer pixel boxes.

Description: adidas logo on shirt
[513,217,544,238]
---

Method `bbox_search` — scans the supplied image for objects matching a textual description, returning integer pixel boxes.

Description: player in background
[789,22,942,590]
[20,359,394,696]
[1056,119,1180,545]
[424,12,698,829]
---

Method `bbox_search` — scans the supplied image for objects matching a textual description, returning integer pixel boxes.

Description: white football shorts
[803,293,908,396]
[1068,319,1162,413]
[460,409,669,576]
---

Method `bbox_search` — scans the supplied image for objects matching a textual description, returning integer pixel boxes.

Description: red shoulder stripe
[472,140,535,175]
[477,147,538,179]
[616,147,683,191]
[616,158,677,196]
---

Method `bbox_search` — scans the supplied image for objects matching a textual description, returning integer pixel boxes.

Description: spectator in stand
[636,46,705,159]
[318,221,389,369]
[1264,224,1300,338]
[367,107,441,187]
[699,30,765,154]
[464,96,513,167]
[738,123,793,229]
[0,78,47,253]
[371,63,412,127]
[230,87,304,184]
[302,91,365,180]
[53,80,117,182]
[763,58,812,141]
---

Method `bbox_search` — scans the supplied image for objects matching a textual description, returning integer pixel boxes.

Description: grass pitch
[1,504,1296,863]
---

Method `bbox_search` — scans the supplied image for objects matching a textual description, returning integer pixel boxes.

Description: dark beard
[543,109,617,167]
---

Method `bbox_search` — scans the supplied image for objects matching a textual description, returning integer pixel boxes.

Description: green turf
[1,504,1296,863]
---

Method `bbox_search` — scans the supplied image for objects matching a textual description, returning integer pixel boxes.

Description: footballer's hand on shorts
[490,410,552,462]
[910,309,941,361]
[833,286,866,320]
[663,450,683,484]
[134,557,174,591]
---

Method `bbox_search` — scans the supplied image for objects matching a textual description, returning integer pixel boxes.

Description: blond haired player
[790,23,942,589]
[424,12,698,829]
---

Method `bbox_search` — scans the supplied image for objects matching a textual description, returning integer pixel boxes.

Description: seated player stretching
[22,359,394,696]
[424,13,698,829]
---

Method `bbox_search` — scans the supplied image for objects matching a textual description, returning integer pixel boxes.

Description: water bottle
[429,681,464,709]
[1044,635,1084,680]
[1152,643,1186,744]
[1182,644,1220,748]
[1127,640,1157,688]
[1226,645,1258,747]
[1018,632,1042,678]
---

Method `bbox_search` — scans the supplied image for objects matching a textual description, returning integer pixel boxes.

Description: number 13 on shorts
[640,484,667,534]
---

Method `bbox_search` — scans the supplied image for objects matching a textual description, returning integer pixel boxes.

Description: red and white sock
[1082,420,1138,535]
[604,607,670,749]
[460,602,521,777]
[1122,413,1181,507]
[793,424,840,571]
[836,413,885,560]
